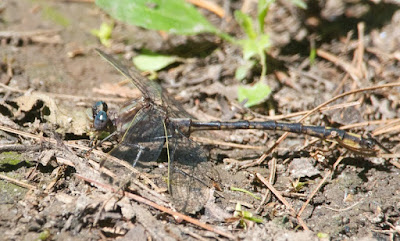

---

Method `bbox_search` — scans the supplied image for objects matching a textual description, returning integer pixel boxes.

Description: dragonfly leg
[132,145,145,167]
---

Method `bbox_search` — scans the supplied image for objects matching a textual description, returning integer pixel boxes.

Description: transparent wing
[161,91,193,118]
[167,122,218,214]
[96,49,193,119]
[96,49,162,103]
[110,107,165,166]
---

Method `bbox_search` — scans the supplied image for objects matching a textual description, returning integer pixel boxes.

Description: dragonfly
[92,49,376,213]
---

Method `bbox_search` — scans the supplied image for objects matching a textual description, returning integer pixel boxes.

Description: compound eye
[92,101,108,119]
[94,110,109,130]
[364,138,376,149]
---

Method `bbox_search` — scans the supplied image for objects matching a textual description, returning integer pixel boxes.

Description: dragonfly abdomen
[190,120,375,150]
[192,120,334,135]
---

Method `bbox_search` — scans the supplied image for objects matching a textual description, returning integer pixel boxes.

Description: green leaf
[241,210,264,223]
[235,60,255,81]
[237,81,271,107]
[133,52,181,71]
[234,10,256,39]
[257,0,274,33]
[91,22,114,47]
[230,186,261,200]
[309,46,316,65]
[289,0,307,9]
[317,232,329,239]
[292,180,306,192]
[238,34,270,61]
[37,229,51,241]
[234,203,264,224]
[95,0,218,35]
[239,38,258,61]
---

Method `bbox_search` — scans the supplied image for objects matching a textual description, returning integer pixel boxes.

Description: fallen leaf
[14,93,90,135]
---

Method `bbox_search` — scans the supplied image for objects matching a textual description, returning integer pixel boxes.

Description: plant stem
[259,52,267,81]
[214,30,237,44]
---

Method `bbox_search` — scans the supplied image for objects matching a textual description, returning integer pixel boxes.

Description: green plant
[237,81,271,108]
[95,0,306,107]
[91,22,114,47]
[95,0,271,76]
[233,0,305,80]
[96,0,234,41]
[233,202,264,229]
[230,186,262,200]
[233,0,273,81]
[133,50,183,72]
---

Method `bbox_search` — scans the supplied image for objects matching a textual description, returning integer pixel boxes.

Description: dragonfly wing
[96,49,162,103]
[96,49,196,119]
[161,91,193,118]
[111,106,166,166]
[167,123,218,214]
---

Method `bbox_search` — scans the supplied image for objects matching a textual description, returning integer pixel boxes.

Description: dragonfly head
[92,101,108,119]
[94,110,110,130]
[92,101,111,131]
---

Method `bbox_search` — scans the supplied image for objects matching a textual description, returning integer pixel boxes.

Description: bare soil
[1,0,400,240]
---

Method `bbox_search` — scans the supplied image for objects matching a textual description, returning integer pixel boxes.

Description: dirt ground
[1,0,400,240]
